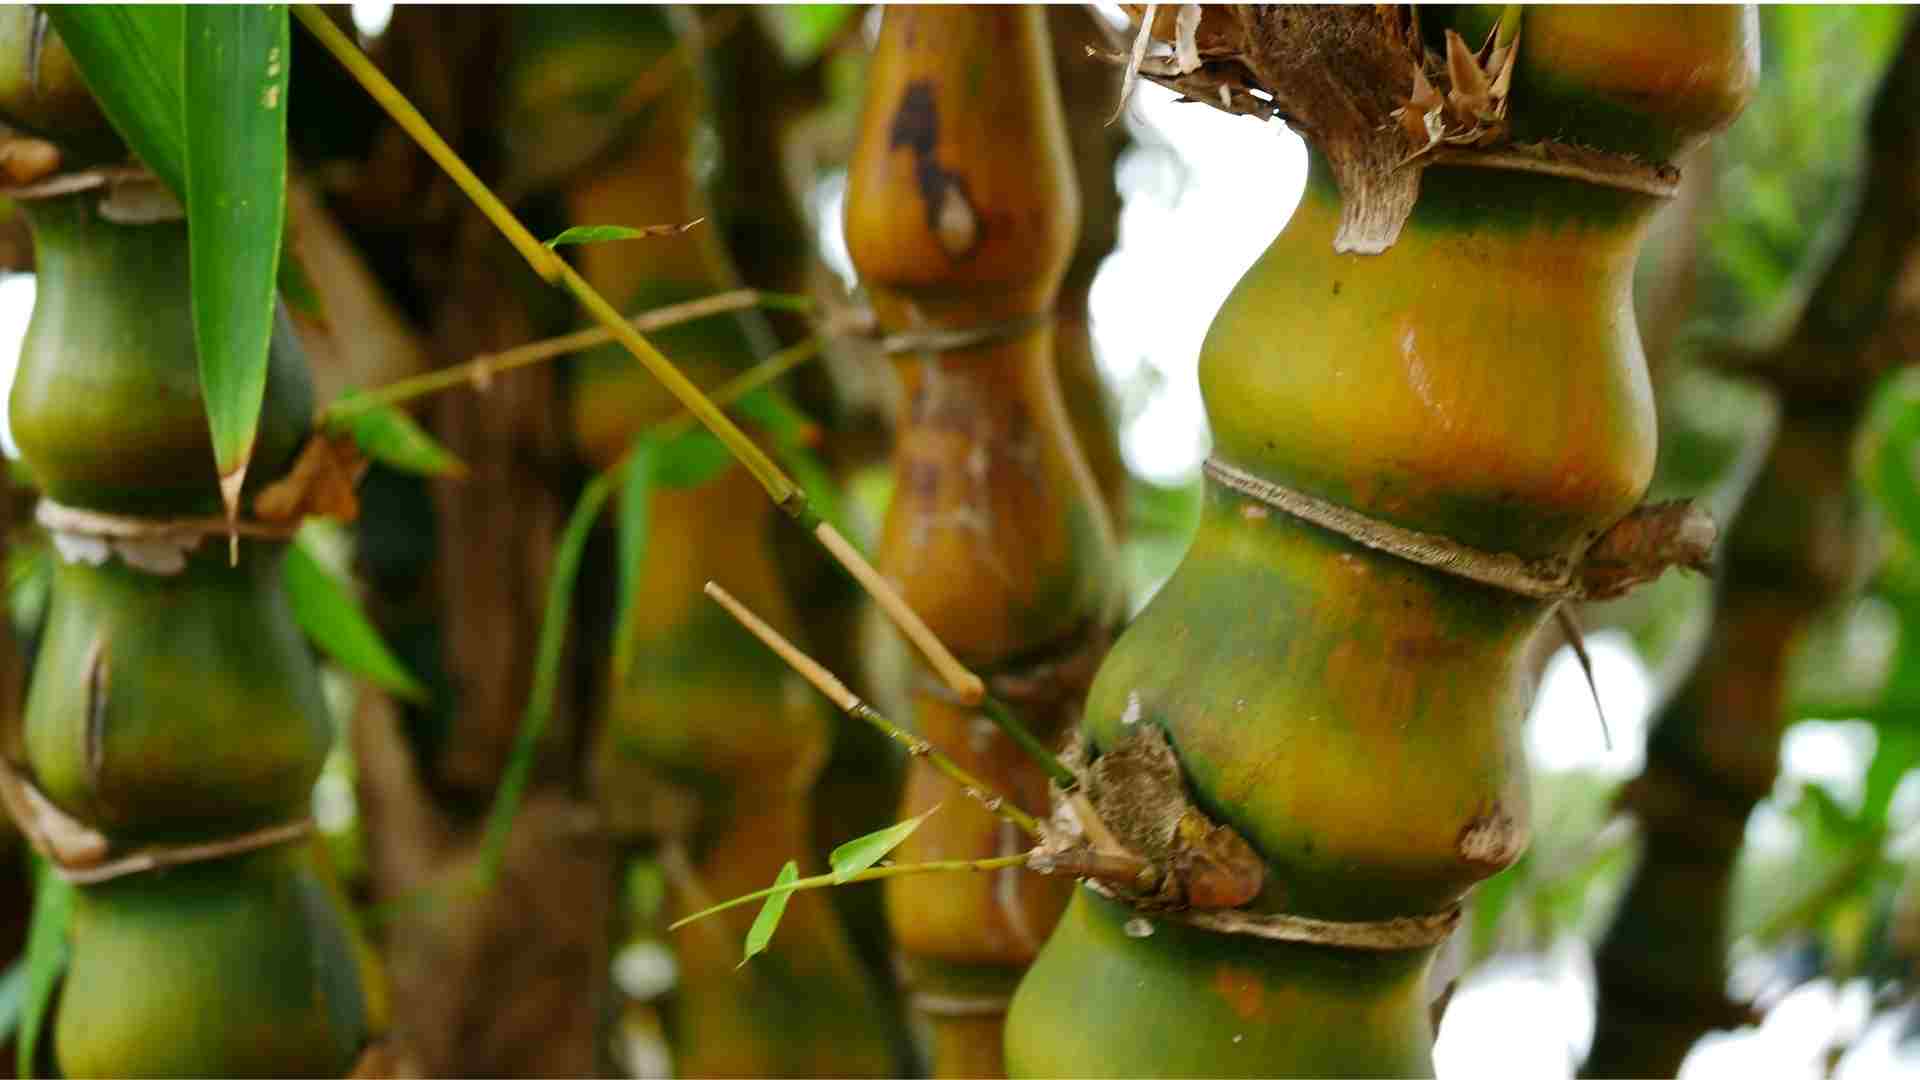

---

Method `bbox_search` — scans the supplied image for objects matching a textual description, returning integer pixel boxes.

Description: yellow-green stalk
[506,9,895,1076]
[0,26,369,1068]
[846,8,1122,1075]
[1004,7,1754,1075]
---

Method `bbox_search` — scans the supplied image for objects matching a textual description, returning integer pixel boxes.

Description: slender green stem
[668,852,1032,932]
[981,696,1077,789]
[320,289,813,425]
[292,6,564,283]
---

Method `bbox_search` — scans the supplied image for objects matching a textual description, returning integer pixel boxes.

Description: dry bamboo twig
[703,581,1040,839]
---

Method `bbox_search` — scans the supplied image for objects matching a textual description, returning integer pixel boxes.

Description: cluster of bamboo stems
[10,5,1893,1079]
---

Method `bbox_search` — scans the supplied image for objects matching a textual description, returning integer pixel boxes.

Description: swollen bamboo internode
[510,8,895,1075]
[846,7,1122,1075]
[5,187,369,1076]
[1004,7,1755,1075]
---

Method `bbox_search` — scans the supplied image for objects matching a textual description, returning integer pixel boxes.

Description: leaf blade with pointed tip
[543,221,700,249]
[184,4,291,520]
[740,861,799,967]
[829,806,938,884]
[330,395,468,478]
[285,528,428,702]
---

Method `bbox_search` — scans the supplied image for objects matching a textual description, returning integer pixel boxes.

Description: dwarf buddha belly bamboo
[543,12,891,1072]
[845,8,1121,1076]
[1004,8,1753,1074]
[7,194,367,1077]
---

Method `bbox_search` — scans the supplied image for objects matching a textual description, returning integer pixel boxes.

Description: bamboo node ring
[1083,878,1462,950]
[1203,457,1714,602]
[908,991,1015,1018]
[37,498,303,575]
[0,755,314,884]
[877,311,1052,357]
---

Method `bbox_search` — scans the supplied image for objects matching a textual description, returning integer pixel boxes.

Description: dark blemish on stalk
[83,634,110,789]
[1331,280,1342,296]
[888,81,980,259]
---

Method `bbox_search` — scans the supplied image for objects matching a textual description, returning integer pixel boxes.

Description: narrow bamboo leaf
[44,7,188,194]
[543,221,701,249]
[18,863,72,1080]
[654,428,735,490]
[739,861,799,968]
[612,438,659,685]
[285,530,428,702]
[184,5,291,519]
[829,806,938,884]
[478,468,618,883]
[329,395,469,478]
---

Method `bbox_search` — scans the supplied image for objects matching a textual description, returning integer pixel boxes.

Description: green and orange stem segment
[293,5,1075,789]
[1000,7,1756,1077]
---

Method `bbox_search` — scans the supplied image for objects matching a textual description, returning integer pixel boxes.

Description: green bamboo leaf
[477,467,619,884]
[1860,368,1920,546]
[285,528,428,702]
[43,7,188,194]
[184,5,292,519]
[18,863,72,1079]
[329,395,468,478]
[829,806,939,884]
[739,861,799,968]
[543,221,699,249]
[612,438,659,685]
[654,428,735,490]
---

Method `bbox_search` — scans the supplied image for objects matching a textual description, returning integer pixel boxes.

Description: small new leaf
[544,220,703,249]
[285,531,428,702]
[829,806,939,884]
[740,861,799,968]
[330,396,468,478]
[654,428,735,490]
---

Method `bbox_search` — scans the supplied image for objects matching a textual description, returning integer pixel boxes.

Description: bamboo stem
[668,852,1033,932]
[704,582,1043,840]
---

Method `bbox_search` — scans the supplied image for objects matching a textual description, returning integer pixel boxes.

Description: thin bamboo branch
[704,582,1043,840]
[321,289,812,423]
